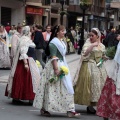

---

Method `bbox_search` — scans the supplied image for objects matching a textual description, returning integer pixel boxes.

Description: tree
[80,0,91,5]
[80,0,91,10]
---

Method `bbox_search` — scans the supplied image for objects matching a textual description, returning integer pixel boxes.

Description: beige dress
[74,40,107,106]
[33,60,75,113]
[33,38,75,113]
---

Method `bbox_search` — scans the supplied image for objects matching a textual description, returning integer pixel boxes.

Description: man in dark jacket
[104,28,118,47]
[33,25,46,68]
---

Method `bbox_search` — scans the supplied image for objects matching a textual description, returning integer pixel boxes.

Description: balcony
[88,5,105,16]
[50,0,68,10]
[112,0,120,1]
[110,0,120,8]
[51,2,61,8]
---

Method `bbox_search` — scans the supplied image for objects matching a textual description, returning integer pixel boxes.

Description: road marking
[29,110,39,112]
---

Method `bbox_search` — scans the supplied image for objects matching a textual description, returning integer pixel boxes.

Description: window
[1,7,11,26]
[45,0,50,5]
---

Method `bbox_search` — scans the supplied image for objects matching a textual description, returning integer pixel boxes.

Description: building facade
[2,0,115,31]
[25,0,51,27]
[67,0,106,31]
[109,0,120,29]
[0,0,69,28]
[0,0,52,27]
[50,0,69,27]
[0,0,25,26]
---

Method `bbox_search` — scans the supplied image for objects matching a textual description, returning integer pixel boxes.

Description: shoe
[87,106,96,114]
[29,100,33,105]
[67,111,80,118]
[40,108,51,117]
[12,99,24,105]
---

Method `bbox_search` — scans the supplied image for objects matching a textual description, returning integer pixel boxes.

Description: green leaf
[105,46,116,59]
[80,0,91,5]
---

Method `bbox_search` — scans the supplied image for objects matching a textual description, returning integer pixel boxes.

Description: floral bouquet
[66,38,70,42]
[97,46,116,67]
[36,60,41,68]
[9,44,11,48]
[49,66,69,83]
[105,46,116,59]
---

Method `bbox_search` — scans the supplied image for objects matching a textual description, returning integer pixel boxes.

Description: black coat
[27,47,36,60]
[33,31,46,50]
[104,32,118,47]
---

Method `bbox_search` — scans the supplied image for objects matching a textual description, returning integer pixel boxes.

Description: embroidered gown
[74,40,107,106]
[0,34,11,68]
[97,59,120,119]
[5,36,40,100]
[97,77,120,120]
[33,39,75,113]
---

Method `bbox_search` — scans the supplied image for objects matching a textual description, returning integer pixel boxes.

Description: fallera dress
[33,38,75,113]
[97,42,120,120]
[74,40,107,106]
[0,33,11,68]
[5,36,40,100]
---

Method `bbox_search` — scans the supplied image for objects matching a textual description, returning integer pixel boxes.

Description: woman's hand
[24,64,29,72]
[84,42,98,56]
[54,69,61,76]
[92,41,99,47]
[102,55,109,61]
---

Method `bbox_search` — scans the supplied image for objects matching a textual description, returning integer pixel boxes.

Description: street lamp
[60,0,66,25]
[78,1,90,54]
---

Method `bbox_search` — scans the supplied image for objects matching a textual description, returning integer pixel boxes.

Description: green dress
[49,43,63,60]
[74,41,107,106]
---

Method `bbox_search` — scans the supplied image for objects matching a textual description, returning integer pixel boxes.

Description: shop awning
[26,6,43,15]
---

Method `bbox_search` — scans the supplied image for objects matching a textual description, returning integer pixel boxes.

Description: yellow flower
[60,66,69,75]
[9,44,11,47]
[66,38,70,42]
[49,66,69,83]
[36,60,41,68]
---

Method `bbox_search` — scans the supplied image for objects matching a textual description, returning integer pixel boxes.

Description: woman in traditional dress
[65,30,75,54]
[0,25,11,68]
[33,25,80,118]
[74,28,107,113]
[96,35,120,120]
[10,26,22,63]
[5,26,40,104]
[9,25,17,43]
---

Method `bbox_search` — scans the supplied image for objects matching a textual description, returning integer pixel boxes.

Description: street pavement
[0,53,103,120]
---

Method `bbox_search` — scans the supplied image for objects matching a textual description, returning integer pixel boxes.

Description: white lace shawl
[50,37,74,95]
[11,32,21,57]
[7,36,38,95]
[19,36,35,60]
[107,42,120,95]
